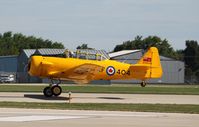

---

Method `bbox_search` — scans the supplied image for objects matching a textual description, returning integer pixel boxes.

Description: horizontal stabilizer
[130,64,151,69]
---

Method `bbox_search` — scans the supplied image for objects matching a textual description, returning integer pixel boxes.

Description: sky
[0,0,198,51]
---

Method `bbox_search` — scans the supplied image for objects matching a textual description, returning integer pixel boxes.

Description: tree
[175,49,184,61]
[0,31,65,56]
[113,36,177,58]
[181,40,199,82]
[76,44,93,49]
[184,40,199,71]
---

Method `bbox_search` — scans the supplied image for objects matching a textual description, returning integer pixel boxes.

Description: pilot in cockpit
[64,49,76,58]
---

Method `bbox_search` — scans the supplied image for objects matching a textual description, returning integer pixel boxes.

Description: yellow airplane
[28,47,162,97]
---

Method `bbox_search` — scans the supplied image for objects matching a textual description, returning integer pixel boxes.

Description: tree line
[0,31,64,56]
[113,36,178,58]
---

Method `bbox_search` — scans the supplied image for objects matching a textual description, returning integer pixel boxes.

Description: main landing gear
[140,81,147,87]
[43,80,62,97]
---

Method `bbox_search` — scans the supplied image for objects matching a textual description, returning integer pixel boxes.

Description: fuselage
[28,47,162,83]
[28,56,134,81]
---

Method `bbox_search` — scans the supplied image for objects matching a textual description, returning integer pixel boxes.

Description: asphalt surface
[0,91,198,127]
[0,92,199,104]
[0,108,198,127]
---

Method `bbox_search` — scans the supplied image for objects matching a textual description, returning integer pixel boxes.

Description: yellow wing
[69,63,104,83]
[48,63,104,84]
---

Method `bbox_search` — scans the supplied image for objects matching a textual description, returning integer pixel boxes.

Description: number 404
[117,69,130,75]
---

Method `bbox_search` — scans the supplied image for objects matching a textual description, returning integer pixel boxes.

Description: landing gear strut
[43,80,62,97]
[140,81,146,87]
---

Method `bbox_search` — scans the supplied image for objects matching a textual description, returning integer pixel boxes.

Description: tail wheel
[51,85,62,96]
[141,81,146,87]
[43,86,53,97]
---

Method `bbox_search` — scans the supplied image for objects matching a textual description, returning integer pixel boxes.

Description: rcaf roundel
[106,66,115,76]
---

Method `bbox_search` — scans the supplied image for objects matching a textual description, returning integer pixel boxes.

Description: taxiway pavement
[0,108,198,127]
[0,92,199,104]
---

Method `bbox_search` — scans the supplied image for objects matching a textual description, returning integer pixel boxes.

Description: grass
[0,102,199,114]
[0,84,199,95]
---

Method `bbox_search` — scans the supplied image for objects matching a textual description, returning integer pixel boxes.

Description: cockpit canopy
[64,49,110,61]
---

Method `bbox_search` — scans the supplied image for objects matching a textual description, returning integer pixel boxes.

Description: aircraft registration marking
[117,69,130,76]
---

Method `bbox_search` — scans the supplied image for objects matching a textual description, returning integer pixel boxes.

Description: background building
[0,55,18,82]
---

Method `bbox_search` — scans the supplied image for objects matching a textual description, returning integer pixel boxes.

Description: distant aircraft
[28,47,162,97]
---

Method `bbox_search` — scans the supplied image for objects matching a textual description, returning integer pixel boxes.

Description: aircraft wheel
[43,86,53,97]
[51,85,62,96]
[141,81,146,87]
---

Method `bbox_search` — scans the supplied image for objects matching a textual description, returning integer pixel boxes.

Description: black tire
[141,81,146,87]
[43,86,53,97]
[51,85,62,96]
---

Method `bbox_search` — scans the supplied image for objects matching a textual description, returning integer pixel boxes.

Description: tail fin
[130,47,162,80]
